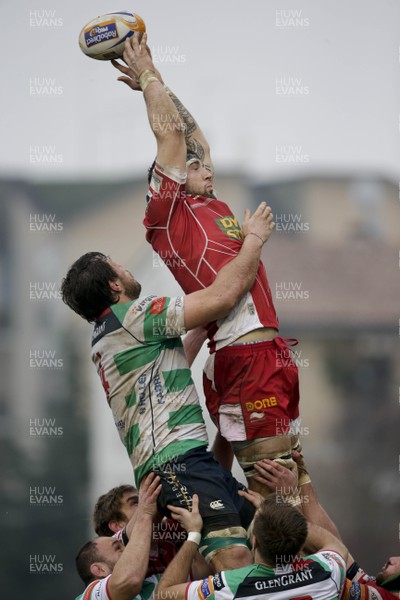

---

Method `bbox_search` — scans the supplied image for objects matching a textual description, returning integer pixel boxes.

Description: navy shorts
[154,446,255,536]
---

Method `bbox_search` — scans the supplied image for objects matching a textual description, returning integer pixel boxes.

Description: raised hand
[242,202,275,245]
[167,493,203,534]
[112,33,162,90]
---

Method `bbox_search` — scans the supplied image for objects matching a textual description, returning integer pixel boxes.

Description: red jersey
[342,578,398,600]
[342,565,399,600]
[144,163,279,352]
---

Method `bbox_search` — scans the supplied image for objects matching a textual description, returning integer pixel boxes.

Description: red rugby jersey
[144,163,278,352]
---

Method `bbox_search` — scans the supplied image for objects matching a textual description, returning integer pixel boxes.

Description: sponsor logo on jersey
[136,295,156,312]
[85,21,118,47]
[92,311,121,345]
[150,297,167,315]
[210,499,225,510]
[349,582,362,600]
[215,215,243,240]
[213,573,225,591]
[249,412,266,422]
[151,173,162,193]
[198,578,214,600]
[246,396,278,412]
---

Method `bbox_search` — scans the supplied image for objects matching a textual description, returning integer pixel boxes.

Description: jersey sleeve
[122,296,187,341]
[342,578,398,600]
[186,576,216,600]
[145,162,187,227]
[315,550,346,590]
[79,576,112,600]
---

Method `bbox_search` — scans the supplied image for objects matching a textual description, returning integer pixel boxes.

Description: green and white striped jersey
[75,573,160,600]
[186,551,346,600]
[91,295,208,486]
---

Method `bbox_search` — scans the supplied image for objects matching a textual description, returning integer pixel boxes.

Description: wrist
[187,531,202,545]
[138,69,160,91]
[137,507,155,520]
[245,232,264,246]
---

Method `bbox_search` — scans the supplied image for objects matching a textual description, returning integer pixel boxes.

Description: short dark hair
[93,484,137,536]
[61,252,119,322]
[75,539,102,586]
[253,495,308,566]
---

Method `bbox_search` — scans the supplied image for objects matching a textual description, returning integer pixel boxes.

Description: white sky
[2,0,400,182]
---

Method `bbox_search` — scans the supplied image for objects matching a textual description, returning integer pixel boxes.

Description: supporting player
[154,492,348,600]
[75,472,162,600]
[248,457,400,600]
[93,483,210,580]
[62,201,274,570]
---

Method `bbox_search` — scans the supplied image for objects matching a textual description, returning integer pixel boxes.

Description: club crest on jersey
[215,215,243,240]
[150,297,167,315]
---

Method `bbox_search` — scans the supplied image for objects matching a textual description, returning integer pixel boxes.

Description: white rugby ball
[79,11,146,61]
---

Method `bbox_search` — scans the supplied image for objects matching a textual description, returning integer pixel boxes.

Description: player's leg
[204,339,301,494]
[154,447,254,571]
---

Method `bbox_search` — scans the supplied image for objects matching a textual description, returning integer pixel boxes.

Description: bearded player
[112,33,337,535]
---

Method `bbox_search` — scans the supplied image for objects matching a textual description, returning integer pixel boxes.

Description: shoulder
[77,576,111,600]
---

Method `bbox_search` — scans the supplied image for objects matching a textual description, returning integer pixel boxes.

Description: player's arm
[183,327,207,367]
[212,432,234,471]
[184,202,274,330]
[112,38,212,171]
[155,495,203,600]
[304,522,350,567]
[117,34,186,172]
[108,473,161,600]
[165,88,213,172]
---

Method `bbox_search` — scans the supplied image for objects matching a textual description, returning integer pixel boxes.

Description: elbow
[217,294,238,318]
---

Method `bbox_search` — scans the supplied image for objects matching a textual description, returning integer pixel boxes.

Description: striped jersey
[342,567,399,600]
[186,551,346,600]
[91,296,208,486]
[144,163,279,353]
[75,573,159,600]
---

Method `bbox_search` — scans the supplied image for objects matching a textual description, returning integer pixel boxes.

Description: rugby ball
[79,11,146,61]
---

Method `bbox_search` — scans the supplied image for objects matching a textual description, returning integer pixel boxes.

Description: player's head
[185,158,216,199]
[75,537,124,585]
[61,252,141,323]
[252,495,308,566]
[93,484,139,536]
[376,557,400,592]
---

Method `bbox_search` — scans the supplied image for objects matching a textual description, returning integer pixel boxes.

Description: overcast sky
[2,0,400,182]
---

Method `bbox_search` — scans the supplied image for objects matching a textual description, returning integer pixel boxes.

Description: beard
[185,183,217,199]
[123,275,142,300]
[375,573,385,586]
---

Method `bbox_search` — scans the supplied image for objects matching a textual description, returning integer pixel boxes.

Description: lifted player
[113,34,306,497]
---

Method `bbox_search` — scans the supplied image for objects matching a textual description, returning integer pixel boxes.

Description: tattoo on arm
[167,89,211,165]
[168,92,198,139]
[187,138,205,162]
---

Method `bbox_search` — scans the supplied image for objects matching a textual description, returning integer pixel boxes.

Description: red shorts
[203,337,300,441]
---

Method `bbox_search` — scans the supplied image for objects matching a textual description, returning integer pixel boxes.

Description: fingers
[242,208,250,227]
[111,59,130,75]
[191,493,199,513]
[146,43,153,59]
[140,472,160,494]
[238,488,262,509]
[167,503,187,518]
[147,473,161,494]
[253,201,268,216]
